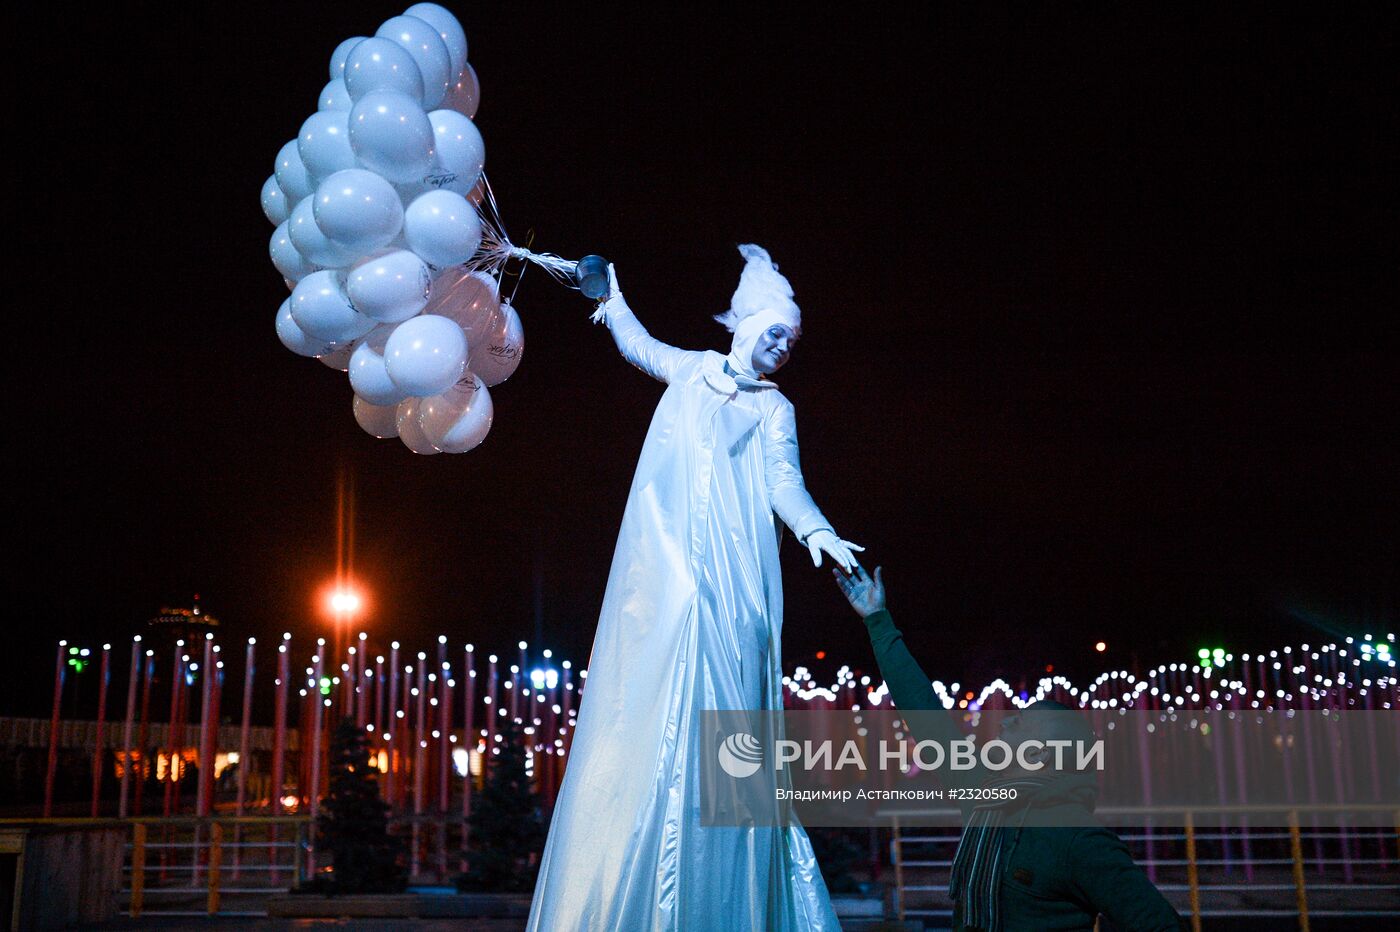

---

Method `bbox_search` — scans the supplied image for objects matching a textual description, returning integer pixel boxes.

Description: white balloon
[424,109,484,196]
[298,111,356,183]
[419,373,492,453]
[343,37,424,103]
[261,174,291,225]
[393,177,429,206]
[318,77,352,112]
[441,62,479,119]
[290,270,377,343]
[274,140,314,202]
[396,398,441,453]
[276,299,335,357]
[404,3,467,79]
[384,313,467,396]
[353,394,401,439]
[376,15,451,110]
[313,168,404,255]
[469,301,525,386]
[425,268,500,344]
[348,324,408,405]
[270,219,318,282]
[349,91,435,185]
[288,196,359,268]
[317,338,361,371]
[403,189,481,268]
[329,36,368,80]
[347,249,431,322]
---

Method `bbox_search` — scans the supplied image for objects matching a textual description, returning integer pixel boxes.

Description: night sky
[7,4,1397,716]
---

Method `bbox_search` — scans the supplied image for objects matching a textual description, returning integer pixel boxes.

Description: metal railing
[123,816,311,917]
[117,813,471,917]
[885,804,1400,932]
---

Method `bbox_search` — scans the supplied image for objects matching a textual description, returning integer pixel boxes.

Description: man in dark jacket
[834,564,1183,932]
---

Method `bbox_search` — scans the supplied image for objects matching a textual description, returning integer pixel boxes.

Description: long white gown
[525,302,842,931]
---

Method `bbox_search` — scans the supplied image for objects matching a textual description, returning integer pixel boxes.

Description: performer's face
[751,324,795,374]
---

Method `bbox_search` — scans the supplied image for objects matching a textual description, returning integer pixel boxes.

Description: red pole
[412,658,427,878]
[196,637,214,819]
[163,646,184,818]
[234,639,255,878]
[269,635,289,882]
[462,645,476,819]
[562,661,574,730]
[374,653,385,740]
[486,655,498,770]
[308,643,326,874]
[399,658,412,812]
[438,657,451,814]
[272,636,290,813]
[206,652,224,810]
[193,646,221,885]
[43,640,67,818]
[545,678,559,803]
[512,641,525,722]
[311,642,326,806]
[119,637,142,818]
[343,645,355,718]
[133,649,154,816]
[357,632,369,728]
[174,650,191,815]
[438,657,452,879]
[90,643,113,816]
[237,639,255,815]
[387,642,400,810]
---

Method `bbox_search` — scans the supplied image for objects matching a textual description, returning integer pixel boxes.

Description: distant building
[145,596,220,651]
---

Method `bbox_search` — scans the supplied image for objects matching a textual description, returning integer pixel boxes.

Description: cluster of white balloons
[263,4,524,455]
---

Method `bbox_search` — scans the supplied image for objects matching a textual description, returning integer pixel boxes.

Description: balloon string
[466,172,581,297]
[505,231,535,308]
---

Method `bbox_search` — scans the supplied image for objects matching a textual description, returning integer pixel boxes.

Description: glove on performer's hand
[805,528,864,572]
[589,263,629,324]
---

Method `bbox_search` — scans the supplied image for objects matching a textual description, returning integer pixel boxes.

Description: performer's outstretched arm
[592,264,690,384]
[762,398,833,541]
[763,399,863,570]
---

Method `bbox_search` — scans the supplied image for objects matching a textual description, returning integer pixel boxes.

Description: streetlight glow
[329,589,362,614]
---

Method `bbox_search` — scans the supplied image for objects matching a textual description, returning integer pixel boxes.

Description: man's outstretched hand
[833,564,886,619]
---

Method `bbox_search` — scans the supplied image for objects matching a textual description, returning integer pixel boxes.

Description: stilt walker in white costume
[525,245,863,931]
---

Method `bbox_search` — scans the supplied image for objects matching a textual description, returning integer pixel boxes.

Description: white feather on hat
[713,244,802,334]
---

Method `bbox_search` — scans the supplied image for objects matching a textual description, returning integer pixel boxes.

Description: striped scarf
[947,775,1055,932]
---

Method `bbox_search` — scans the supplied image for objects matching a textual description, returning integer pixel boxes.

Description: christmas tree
[313,717,406,894]
[459,719,546,892]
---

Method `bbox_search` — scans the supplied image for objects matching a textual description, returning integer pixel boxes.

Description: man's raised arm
[834,565,982,791]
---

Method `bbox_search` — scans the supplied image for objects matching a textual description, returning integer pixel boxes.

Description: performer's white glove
[589,263,629,324]
[805,529,864,573]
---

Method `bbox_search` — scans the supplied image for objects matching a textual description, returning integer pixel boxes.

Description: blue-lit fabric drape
[525,305,840,931]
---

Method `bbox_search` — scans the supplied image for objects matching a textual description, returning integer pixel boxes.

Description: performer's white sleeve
[763,397,835,542]
[603,301,690,384]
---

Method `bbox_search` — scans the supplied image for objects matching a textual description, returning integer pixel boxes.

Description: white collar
[702,352,777,395]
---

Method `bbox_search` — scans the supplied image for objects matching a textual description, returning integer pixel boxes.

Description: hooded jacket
[863,609,1184,932]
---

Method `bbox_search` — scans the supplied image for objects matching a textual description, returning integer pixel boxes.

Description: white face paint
[750,324,796,374]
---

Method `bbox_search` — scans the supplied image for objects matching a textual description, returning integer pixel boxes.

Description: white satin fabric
[525,302,842,931]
